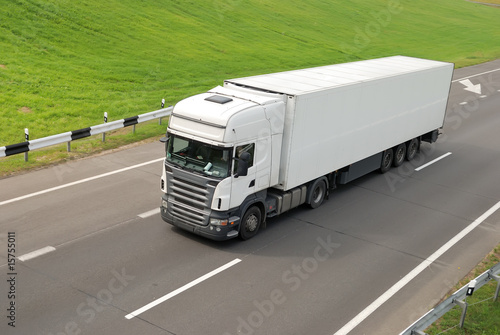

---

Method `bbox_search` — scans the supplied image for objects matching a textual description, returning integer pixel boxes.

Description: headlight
[210,218,228,226]
[162,200,168,208]
[210,217,239,227]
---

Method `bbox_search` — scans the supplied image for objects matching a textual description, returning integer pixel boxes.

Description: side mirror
[234,151,250,178]
[159,136,169,153]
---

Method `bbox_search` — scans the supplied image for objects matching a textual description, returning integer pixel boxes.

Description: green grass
[425,245,500,335]
[1,0,500,175]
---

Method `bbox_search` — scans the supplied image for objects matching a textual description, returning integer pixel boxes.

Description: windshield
[166,135,232,178]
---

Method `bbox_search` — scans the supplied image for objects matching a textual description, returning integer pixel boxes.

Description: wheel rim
[396,147,405,162]
[383,152,392,168]
[312,185,324,204]
[245,214,259,232]
[408,140,417,159]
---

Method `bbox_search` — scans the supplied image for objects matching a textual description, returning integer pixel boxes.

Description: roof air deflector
[205,95,233,104]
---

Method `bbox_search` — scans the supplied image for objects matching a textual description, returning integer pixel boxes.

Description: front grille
[172,176,209,210]
[166,167,218,226]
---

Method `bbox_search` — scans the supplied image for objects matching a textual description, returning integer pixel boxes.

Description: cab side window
[234,143,255,172]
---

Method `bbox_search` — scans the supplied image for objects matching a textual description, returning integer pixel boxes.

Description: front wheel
[239,206,262,240]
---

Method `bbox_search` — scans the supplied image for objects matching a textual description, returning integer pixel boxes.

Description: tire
[308,179,327,209]
[393,144,406,167]
[406,138,419,161]
[380,149,393,174]
[239,206,262,240]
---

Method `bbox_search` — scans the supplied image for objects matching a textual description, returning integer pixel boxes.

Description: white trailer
[160,56,454,240]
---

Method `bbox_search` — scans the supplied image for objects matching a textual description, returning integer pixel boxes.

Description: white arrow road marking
[459,79,482,94]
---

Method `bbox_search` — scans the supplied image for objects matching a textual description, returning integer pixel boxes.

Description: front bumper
[160,205,240,241]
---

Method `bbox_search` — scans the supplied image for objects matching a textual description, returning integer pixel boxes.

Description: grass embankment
[425,245,500,335]
[1,0,500,176]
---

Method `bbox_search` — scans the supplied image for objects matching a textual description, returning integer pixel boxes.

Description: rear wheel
[380,149,393,173]
[309,178,327,209]
[406,138,419,161]
[239,206,262,240]
[393,144,406,167]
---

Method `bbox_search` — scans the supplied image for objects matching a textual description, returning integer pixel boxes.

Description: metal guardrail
[400,262,500,335]
[0,106,173,159]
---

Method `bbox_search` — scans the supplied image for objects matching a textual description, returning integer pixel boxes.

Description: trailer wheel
[406,138,419,161]
[239,206,262,240]
[380,149,393,173]
[393,144,406,167]
[309,178,327,209]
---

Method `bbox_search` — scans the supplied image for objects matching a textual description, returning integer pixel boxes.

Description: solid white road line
[18,246,56,262]
[334,200,500,335]
[0,157,164,207]
[138,208,161,219]
[452,67,500,83]
[415,152,452,172]
[125,258,242,319]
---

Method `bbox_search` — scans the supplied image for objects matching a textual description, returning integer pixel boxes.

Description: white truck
[160,56,454,240]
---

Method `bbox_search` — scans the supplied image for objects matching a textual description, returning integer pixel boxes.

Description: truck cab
[160,85,286,240]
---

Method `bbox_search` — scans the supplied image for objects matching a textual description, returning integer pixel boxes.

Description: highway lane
[1,60,500,335]
[0,144,165,260]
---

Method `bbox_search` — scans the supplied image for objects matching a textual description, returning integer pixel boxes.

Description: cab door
[230,143,256,209]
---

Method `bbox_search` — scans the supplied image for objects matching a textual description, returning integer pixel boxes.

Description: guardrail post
[160,99,165,125]
[103,112,108,142]
[493,274,500,302]
[67,141,71,152]
[453,299,468,328]
[411,331,428,335]
[24,128,29,162]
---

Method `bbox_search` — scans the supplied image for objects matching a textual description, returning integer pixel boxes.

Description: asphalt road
[1,60,500,335]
